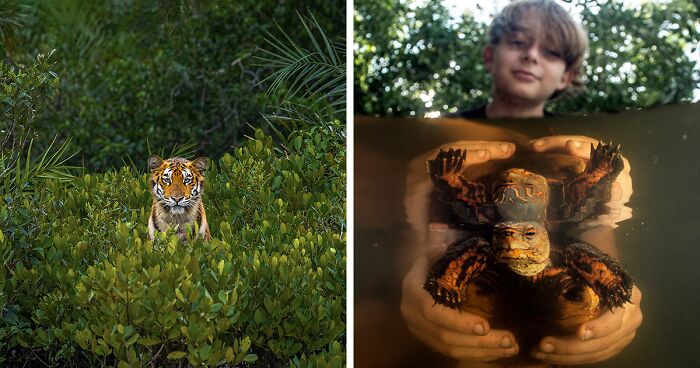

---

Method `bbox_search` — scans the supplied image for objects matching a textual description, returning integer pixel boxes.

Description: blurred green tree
[1,0,345,171]
[355,0,700,116]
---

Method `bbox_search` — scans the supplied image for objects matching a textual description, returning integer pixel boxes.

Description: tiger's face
[148,156,208,214]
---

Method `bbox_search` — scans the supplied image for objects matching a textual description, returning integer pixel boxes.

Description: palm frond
[263,102,345,146]
[1,135,79,195]
[255,11,346,124]
[0,0,33,45]
[166,141,198,159]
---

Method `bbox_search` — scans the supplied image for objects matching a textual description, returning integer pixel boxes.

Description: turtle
[423,221,634,361]
[427,141,625,229]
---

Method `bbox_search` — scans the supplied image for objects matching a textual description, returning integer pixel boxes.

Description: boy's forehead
[509,11,546,38]
[505,17,560,48]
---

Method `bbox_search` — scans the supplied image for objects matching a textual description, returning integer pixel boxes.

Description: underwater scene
[354,103,700,367]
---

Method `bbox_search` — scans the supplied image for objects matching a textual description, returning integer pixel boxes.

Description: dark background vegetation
[2,0,345,171]
[355,0,700,116]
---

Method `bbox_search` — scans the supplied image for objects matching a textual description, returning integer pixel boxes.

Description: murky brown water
[354,103,700,368]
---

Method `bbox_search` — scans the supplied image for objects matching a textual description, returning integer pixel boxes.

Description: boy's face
[484,15,574,104]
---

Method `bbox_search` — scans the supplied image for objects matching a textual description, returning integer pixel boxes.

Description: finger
[530,136,599,153]
[410,319,518,350]
[565,139,592,159]
[579,286,642,340]
[466,149,493,166]
[436,141,516,160]
[409,325,519,361]
[535,331,636,365]
[540,302,642,356]
[401,257,489,336]
[421,301,490,336]
[578,305,626,340]
[540,317,629,356]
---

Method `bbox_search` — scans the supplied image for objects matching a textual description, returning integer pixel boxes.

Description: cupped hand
[533,285,643,365]
[400,246,519,361]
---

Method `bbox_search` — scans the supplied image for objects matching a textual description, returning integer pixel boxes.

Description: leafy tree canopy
[1,0,346,171]
[355,0,700,116]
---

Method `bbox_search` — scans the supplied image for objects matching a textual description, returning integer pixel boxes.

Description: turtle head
[492,168,549,221]
[492,221,550,276]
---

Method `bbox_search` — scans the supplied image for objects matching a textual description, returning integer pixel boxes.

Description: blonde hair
[489,0,589,98]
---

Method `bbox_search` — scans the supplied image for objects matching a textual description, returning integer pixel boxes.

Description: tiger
[147,155,211,241]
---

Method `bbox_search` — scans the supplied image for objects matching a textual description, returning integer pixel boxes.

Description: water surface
[354,103,700,367]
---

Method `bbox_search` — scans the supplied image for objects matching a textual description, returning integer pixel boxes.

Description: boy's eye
[544,49,561,58]
[509,39,525,47]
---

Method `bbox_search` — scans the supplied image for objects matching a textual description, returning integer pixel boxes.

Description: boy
[458,0,587,119]
[401,1,642,366]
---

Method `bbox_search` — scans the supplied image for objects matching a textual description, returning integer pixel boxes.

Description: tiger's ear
[191,157,208,172]
[148,155,164,171]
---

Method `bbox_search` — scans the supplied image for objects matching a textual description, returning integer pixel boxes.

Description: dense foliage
[0,126,346,367]
[1,1,346,366]
[354,0,700,116]
[1,0,346,171]
[0,52,77,195]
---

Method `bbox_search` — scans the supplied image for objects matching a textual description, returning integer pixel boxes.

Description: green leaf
[137,337,161,347]
[209,303,222,314]
[217,290,227,304]
[167,351,187,360]
[125,333,139,346]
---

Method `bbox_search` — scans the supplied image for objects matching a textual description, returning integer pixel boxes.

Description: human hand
[533,285,643,365]
[400,245,519,361]
[529,135,632,205]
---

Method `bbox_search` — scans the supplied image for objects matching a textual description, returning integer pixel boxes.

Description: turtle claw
[588,140,624,177]
[428,148,467,177]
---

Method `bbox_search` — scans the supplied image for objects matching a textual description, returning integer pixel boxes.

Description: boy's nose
[521,46,539,64]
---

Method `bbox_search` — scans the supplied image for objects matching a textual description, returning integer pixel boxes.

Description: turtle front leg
[561,242,634,311]
[424,237,492,310]
[564,141,625,220]
[427,148,490,223]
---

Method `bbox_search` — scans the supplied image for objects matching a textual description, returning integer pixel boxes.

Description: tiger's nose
[173,196,184,203]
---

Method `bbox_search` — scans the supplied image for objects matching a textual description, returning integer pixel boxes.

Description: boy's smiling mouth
[512,69,540,81]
